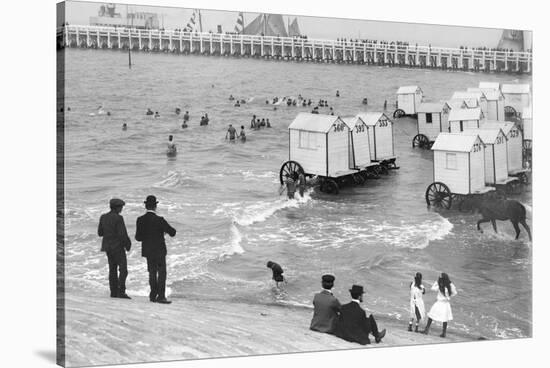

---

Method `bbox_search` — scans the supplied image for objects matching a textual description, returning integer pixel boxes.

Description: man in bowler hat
[98,198,132,299]
[135,195,177,304]
[310,274,341,334]
[335,285,386,344]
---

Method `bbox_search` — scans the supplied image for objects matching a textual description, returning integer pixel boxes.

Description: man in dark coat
[98,198,132,299]
[135,195,177,304]
[335,285,386,345]
[310,274,341,334]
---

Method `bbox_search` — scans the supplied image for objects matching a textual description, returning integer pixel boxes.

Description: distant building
[89,3,159,29]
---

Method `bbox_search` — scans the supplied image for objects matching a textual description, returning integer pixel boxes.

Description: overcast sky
[64,0,527,48]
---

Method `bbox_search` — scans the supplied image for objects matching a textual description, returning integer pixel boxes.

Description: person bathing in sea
[266,261,285,288]
[280,174,297,199]
[175,107,181,115]
[146,108,154,116]
[166,135,176,155]
[154,111,160,118]
[250,115,257,129]
[239,126,246,142]
[229,94,235,101]
[408,272,426,332]
[183,111,190,123]
[122,123,128,131]
[266,118,271,128]
[225,124,237,141]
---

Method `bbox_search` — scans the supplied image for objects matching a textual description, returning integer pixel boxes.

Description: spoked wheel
[320,178,339,194]
[393,109,405,118]
[425,182,452,209]
[412,134,430,149]
[352,173,365,185]
[374,164,389,176]
[279,160,304,185]
[517,172,529,185]
[504,106,518,120]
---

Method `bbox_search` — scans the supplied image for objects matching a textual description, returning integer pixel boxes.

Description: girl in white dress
[408,272,426,332]
[422,273,457,338]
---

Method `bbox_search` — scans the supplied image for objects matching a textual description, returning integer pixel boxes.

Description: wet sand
[63,291,481,367]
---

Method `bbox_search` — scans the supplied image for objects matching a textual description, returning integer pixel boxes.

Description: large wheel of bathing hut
[279,160,304,185]
[393,109,405,118]
[320,178,339,194]
[412,134,430,149]
[425,182,452,209]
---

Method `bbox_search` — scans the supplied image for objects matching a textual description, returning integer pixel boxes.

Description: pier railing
[57,25,532,74]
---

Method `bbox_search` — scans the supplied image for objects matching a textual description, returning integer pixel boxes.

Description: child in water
[266,261,285,287]
[239,126,246,142]
[408,272,426,332]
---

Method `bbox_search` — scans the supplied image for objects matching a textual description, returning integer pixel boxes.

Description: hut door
[459,120,464,132]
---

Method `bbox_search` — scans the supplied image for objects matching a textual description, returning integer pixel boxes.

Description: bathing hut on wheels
[394,86,423,118]
[280,113,361,194]
[413,102,451,148]
[425,133,494,209]
[501,84,531,119]
[448,107,484,133]
[468,88,505,121]
[481,121,528,183]
[356,112,398,170]
[462,128,518,192]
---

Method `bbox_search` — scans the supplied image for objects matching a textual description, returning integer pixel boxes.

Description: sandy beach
[62,290,482,367]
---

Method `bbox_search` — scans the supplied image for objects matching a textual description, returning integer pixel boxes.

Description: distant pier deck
[58,25,532,74]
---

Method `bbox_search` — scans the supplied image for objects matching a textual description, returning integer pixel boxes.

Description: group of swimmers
[250,115,271,129]
[225,124,246,142]
[146,108,161,118]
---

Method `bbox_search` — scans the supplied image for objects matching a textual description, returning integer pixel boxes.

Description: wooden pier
[57,25,532,74]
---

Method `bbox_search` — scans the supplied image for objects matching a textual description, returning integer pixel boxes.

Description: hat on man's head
[349,285,365,294]
[322,274,335,283]
[144,195,159,206]
[109,198,125,208]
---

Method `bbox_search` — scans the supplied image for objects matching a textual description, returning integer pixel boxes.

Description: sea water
[62,48,532,340]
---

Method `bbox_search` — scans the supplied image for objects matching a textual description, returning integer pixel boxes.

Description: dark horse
[463,198,531,241]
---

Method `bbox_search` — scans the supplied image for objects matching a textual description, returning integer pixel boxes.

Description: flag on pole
[234,12,244,34]
[184,10,197,32]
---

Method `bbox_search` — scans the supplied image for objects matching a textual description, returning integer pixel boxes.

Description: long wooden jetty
[57,25,532,74]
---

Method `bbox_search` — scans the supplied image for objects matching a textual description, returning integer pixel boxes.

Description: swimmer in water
[154,111,160,118]
[239,126,246,142]
[183,111,189,123]
[146,108,154,115]
[336,90,340,97]
[175,107,181,115]
[250,115,257,129]
[235,101,241,107]
[260,118,266,127]
[122,123,127,131]
[229,94,235,101]
[266,118,271,128]
[167,135,176,154]
[225,124,237,141]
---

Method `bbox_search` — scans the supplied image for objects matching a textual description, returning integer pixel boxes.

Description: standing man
[135,195,177,304]
[225,124,237,141]
[335,285,386,345]
[266,261,284,287]
[298,172,307,197]
[98,198,132,299]
[310,274,341,334]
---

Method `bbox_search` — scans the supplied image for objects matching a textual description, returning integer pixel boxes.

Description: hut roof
[501,84,530,94]
[480,121,517,136]
[452,91,486,101]
[431,132,481,152]
[445,99,468,110]
[467,88,503,101]
[288,113,346,133]
[356,112,391,126]
[397,86,421,95]
[448,107,482,121]
[479,82,500,90]
[462,128,505,144]
[341,116,364,129]
[417,102,446,113]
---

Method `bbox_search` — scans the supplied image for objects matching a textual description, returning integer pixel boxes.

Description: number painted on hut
[509,129,519,138]
[379,119,389,127]
[333,123,346,132]
[355,125,365,133]
[496,136,504,144]
[473,143,482,152]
